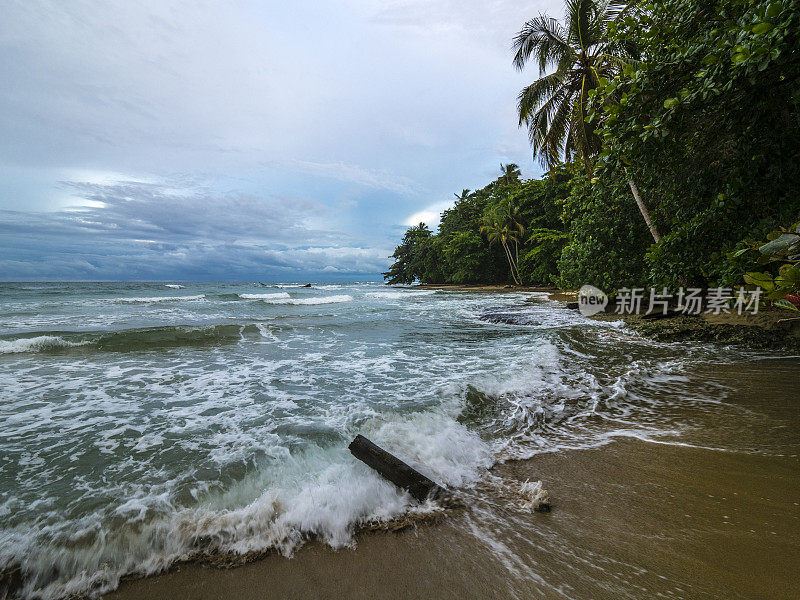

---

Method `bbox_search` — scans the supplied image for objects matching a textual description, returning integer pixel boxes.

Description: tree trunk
[512,245,522,284]
[502,241,520,285]
[628,179,661,243]
[348,435,447,502]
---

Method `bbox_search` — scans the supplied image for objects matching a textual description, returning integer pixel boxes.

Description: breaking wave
[365,290,436,299]
[0,335,89,354]
[0,282,750,600]
[259,294,354,305]
[0,324,267,354]
[238,292,291,300]
[110,294,205,303]
[0,408,489,600]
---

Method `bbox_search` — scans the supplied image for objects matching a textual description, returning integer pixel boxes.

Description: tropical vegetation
[385,0,800,306]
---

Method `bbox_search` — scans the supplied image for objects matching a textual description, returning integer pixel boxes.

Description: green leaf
[744,272,775,291]
[663,98,680,109]
[767,287,794,300]
[766,3,781,17]
[752,22,774,34]
[774,299,800,311]
[760,233,800,255]
[781,265,800,284]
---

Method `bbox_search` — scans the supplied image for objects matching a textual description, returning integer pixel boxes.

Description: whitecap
[0,335,89,354]
[238,292,291,300]
[365,290,436,299]
[111,295,205,303]
[0,407,487,600]
[260,295,354,305]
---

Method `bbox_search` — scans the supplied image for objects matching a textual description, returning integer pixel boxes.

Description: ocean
[1,282,797,599]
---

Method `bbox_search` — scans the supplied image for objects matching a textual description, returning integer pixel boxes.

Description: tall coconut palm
[513,0,631,174]
[504,201,526,264]
[499,163,521,186]
[481,211,523,285]
[513,0,661,243]
[454,189,471,202]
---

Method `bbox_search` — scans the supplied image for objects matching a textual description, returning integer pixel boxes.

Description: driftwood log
[348,434,447,502]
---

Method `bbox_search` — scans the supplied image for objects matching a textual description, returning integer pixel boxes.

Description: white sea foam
[365,290,436,299]
[260,294,354,305]
[0,335,88,354]
[0,282,742,600]
[111,294,205,303]
[164,284,184,289]
[0,405,489,600]
[518,480,550,511]
[238,292,291,300]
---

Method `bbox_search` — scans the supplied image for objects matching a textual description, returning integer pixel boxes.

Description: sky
[0,0,561,281]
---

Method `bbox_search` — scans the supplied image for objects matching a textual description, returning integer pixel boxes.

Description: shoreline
[599,312,800,350]
[22,284,790,600]
[107,427,800,600]
[411,283,559,293]
[411,283,800,348]
[99,309,800,599]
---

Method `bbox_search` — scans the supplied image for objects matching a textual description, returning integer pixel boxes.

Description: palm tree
[454,189,471,202]
[500,163,521,186]
[513,0,630,174]
[513,0,661,243]
[481,211,523,285]
[504,201,526,264]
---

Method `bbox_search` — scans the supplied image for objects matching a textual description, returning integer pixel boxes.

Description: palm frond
[512,15,570,73]
[516,72,565,125]
[515,0,632,172]
[527,87,571,167]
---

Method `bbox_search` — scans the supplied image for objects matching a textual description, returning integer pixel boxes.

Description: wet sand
[107,359,800,600]
[414,283,560,293]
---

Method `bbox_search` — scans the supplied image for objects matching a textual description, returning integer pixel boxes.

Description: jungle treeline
[384,0,800,292]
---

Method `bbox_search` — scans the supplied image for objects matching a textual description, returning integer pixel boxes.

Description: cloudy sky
[0,0,560,281]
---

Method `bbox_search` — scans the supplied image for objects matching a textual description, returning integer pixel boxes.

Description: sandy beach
[5,0,799,598]
[106,358,800,600]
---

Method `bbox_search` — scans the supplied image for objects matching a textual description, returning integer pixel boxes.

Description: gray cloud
[0,179,389,280]
[0,0,561,279]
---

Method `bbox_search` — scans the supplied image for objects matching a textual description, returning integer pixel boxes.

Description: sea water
[0,282,768,598]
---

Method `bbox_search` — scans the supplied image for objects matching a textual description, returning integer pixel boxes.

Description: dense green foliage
[743,221,800,310]
[582,0,800,290]
[385,0,800,294]
[383,167,570,285]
